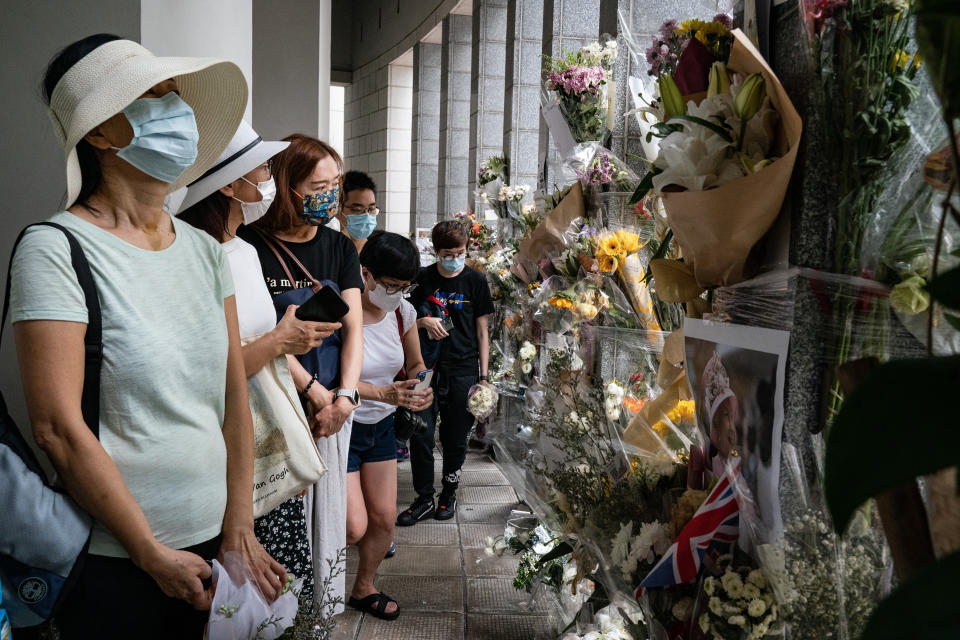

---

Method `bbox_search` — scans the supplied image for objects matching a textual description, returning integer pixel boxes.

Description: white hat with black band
[48,38,248,208]
[173,119,289,213]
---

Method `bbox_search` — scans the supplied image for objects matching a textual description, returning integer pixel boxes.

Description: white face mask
[365,271,405,313]
[232,176,276,225]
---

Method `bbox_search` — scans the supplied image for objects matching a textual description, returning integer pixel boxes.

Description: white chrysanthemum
[671,597,694,621]
[728,615,746,627]
[747,598,767,617]
[699,613,710,633]
[703,576,716,596]
[519,341,537,361]
[521,361,532,374]
[747,569,767,589]
[708,597,723,616]
[721,571,744,598]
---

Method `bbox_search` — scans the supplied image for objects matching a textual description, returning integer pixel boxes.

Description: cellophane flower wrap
[467,383,499,423]
[544,40,618,143]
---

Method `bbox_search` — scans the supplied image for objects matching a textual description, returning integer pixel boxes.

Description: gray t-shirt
[9,211,235,557]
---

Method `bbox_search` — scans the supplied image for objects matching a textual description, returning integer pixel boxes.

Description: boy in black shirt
[397,221,494,525]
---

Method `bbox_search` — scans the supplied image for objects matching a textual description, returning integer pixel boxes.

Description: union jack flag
[636,472,739,596]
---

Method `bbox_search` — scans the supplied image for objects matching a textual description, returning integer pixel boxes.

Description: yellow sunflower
[599,233,621,257]
[597,252,618,273]
[616,229,642,255]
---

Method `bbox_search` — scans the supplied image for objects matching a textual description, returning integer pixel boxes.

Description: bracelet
[479,375,489,382]
[301,373,318,395]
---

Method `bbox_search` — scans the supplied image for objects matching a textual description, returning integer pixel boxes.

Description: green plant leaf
[825,356,960,532]
[914,0,960,118]
[927,266,960,310]
[946,313,960,332]
[860,550,960,639]
[628,169,661,205]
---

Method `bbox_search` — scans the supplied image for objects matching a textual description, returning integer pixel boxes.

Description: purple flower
[713,13,734,30]
[658,19,679,38]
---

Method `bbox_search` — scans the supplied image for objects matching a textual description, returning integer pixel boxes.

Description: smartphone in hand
[414,369,434,391]
[295,286,350,323]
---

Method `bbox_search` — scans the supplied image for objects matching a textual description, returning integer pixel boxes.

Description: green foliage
[859,550,960,639]
[824,355,960,532]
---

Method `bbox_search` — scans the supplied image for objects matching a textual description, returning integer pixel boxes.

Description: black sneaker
[434,492,457,520]
[396,496,434,526]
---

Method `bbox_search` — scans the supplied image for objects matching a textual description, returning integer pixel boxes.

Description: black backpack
[0,222,102,627]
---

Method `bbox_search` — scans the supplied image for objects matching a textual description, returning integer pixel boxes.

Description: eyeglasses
[255,159,273,177]
[377,280,418,295]
[345,205,379,215]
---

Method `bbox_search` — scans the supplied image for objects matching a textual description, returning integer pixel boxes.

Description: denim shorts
[347,413,397,473]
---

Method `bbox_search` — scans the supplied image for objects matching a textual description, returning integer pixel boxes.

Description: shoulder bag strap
[2,222,103,436]
[252,227,321,293]
[394,307,407,380]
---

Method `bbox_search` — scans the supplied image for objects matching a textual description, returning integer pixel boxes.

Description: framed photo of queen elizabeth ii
[683,318,791,540]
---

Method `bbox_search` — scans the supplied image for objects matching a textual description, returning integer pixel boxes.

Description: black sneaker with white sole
[396,496,435,526]
[434,492,457,520]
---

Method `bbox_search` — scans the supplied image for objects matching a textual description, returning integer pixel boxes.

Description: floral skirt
[254,496,314,606]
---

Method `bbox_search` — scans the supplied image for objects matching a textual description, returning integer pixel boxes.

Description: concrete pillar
[141,0,253,122]
[468,0,508,201]
[502,0,544,196]
[384,61,413,234]
[411,42,443,230]
[252,0,331,140]
[437,13,473,217]
[610,1,719,172]
[1,0,141,447]
[538,0,603,190]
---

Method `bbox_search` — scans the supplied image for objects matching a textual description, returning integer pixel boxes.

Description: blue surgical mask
[293,186,339,226]
[440,255,465,273]
[346,212,377,239]
[111,92,199,183]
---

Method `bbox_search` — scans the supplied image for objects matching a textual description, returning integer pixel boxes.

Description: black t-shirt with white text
[237,224,364,296]
[409,263,494,375]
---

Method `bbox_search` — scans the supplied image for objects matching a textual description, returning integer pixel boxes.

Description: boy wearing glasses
[397,220,494,525]
[337,170,380,252]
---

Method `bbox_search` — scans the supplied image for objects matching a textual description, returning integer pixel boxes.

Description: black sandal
[348,592,400,620]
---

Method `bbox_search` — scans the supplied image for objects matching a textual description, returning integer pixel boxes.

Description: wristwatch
[335,388,360,406]
[479,375,489,382]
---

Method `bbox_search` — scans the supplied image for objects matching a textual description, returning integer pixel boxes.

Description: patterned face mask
[292,185,339,226]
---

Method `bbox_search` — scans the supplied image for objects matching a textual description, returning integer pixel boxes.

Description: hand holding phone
[414,369,434,391]
[295,286,350,323]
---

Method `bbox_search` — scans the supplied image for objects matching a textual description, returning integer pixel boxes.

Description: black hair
[431,219,468,251]
[177,192,232,242]
[359,230,419,282]
[342,170,377,199]
[42,34,123,206]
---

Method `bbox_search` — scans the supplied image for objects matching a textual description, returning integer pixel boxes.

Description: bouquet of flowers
[492,183,532,220]
[453,211,495,257]
[478,154,508,189]
[632,28,802,287]
[544,40,618,143]
[568,143,638,193]
[645,15,734,78]
[467,383,499,423]
[695,559,781,640]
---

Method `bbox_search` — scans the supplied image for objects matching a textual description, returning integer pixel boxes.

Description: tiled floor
[332,450,556,640]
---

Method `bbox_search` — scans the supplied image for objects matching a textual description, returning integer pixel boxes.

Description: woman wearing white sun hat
[175,120,343,606]
[7,34,283,637]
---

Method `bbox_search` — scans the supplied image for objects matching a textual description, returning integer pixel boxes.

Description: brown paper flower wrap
[661,29,802,287]
[511,182,586,283]
[624,329,693,450]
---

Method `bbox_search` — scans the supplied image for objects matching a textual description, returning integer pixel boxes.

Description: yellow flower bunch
[676,19,732,59]
[594,230,642,274]
[651,399,696,436]
[548,295,575,310]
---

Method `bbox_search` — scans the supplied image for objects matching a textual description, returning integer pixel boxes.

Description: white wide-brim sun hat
[172,119,289,213]
[48,38,248,208]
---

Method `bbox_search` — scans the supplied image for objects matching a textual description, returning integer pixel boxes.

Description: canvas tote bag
[242,334,327,518]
